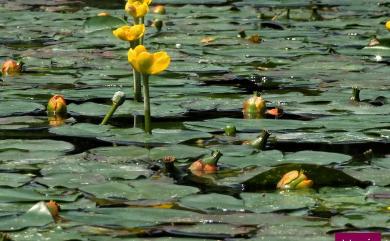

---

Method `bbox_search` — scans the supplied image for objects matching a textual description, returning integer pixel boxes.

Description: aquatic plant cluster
[0,0,389,240]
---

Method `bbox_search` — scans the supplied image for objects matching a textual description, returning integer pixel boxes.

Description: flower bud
[386,20,390,31]
[243,93,266,118]
[1,59,22,76]
[350,87,360,102]
[247,34,262,43]
[45,200,60,219]
[237,30,246,38]
[224,124,236,136]
[47,95,67,115]
[277,170,313,190]
[112,91,126,106]
[188,150,222,175]
[152,19,163,32]
[153,5,166,14]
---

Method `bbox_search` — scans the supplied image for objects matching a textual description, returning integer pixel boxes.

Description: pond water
[0,0,389,240]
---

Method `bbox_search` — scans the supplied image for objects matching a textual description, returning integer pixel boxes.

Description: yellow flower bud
[45,200,60,219]
[243,93,266,118]
[128,45,170,75]
[125,1,149,18]
[277,170,313,190]
[47,95,67,115]
[153,5,166,14]
[1,59,22,76]
[152,19,163,32]
[113,24,145,42]
[386,20,390,31]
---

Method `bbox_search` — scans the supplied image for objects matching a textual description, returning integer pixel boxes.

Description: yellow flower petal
[137,52,154,74]
[112,24,145,42]
[150,52,170,75]
[127,0,152,5]
[128,45,147,72]
[125,1,149,18]
[128,45,170,75]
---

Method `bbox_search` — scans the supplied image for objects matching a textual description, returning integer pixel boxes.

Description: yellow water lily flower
[127,0,152,5]
[277,170,313,190]
[128,45,170,75]
[112,24,145,42]
[386,20,390,31]
[125,1,149,18]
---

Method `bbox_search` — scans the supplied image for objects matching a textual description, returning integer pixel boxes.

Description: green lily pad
[49,123,111,138]
[83,15,127,33]
[0,202,53,231]
[0,101,44,117]
[179,193,244,212]
[80,179,199,201]
[241,192,317,213]
[0,139,74,162]
[150,144,209,161]
[0,187,79,203]
[0,173,32,188]
[283,151,351,165]
[99,128,212,145]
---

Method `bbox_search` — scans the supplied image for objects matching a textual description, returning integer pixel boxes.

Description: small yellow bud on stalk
[47,95,67,116]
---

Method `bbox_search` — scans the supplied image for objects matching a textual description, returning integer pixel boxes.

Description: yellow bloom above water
[386,20,390,31]
[125,1,149,18]
[127,0,152,5]
[112,24,145,42]
[128,45,170,75]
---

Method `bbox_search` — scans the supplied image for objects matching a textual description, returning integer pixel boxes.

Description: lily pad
[0,139,74,162]
[241,192,317,213]
[0,101,44,117]
[83,15,126,33]
[80,180,199,201]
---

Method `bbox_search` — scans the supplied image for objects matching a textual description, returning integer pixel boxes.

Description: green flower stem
[101,104,119,125]
[130,41,142,102]
[100,91,125,125]
[139,17,145,45]
[142,74,152,134]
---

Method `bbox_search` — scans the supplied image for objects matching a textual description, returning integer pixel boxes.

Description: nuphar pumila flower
[113,24,145,42]
[243,94,266,115]
[386,20,390,31]
[128,45,170,75]
[125,0,152,18]
[277,170,313,190]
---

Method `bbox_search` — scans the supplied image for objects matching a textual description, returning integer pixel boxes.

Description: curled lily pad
[242,164,370,191]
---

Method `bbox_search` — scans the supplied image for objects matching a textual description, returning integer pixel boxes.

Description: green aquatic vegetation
[0,0,389,240]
